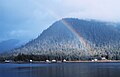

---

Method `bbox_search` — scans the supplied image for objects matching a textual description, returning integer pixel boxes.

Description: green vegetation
[1,18,120,61]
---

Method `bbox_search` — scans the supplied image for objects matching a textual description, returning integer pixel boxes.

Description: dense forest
[1,18,120,61]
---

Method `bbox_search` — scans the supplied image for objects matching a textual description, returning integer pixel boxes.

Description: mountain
[0,39,21,53]
[5,18,120,60]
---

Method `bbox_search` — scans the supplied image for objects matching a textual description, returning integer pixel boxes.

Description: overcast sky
[0,0,120,42]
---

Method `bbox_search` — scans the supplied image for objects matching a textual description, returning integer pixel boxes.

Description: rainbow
[44,9,91,51]
[61,19,91,51]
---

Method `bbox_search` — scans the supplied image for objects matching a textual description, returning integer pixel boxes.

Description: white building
[94,59,98,61]
[63,59,66,62]
[5,60,12,63]
[29,60,33,62]
[52,60,56,62]
[101,57,106,60]
[46,60,50,63]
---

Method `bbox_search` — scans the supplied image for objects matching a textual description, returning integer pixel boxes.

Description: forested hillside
[2,18,120,61]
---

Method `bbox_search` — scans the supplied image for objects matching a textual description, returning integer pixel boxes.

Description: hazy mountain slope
[10,18,120,60]
[0,39,20,53]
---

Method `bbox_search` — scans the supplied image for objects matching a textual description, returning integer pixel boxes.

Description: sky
[0,0,120,42]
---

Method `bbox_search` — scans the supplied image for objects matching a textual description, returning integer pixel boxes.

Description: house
[101,57,106,60]
[29,60,33,62]
[63,59,66,62]
[5,60,12,63]
[94,59,98,61]
[46,60,50,63]
[51,60,56,63]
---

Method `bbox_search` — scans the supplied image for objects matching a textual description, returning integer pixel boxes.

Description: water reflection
[0,62,120,77]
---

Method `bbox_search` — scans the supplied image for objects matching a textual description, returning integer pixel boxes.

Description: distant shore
[1,60,120,64]
[65,60,120,63]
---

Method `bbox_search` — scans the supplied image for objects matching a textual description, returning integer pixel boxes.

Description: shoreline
[1,60,120,64]
[65,60,120,63]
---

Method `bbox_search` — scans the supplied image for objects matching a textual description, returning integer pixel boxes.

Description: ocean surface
[0,62,120,77]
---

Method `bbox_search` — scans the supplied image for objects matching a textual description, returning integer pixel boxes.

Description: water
[0,62,120,77]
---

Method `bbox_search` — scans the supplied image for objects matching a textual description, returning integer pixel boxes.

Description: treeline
[0,53,91,62]
[11,54,91,61]
[1,52,120,62]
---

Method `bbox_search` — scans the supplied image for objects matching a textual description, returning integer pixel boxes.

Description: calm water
[0,62,120,77]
